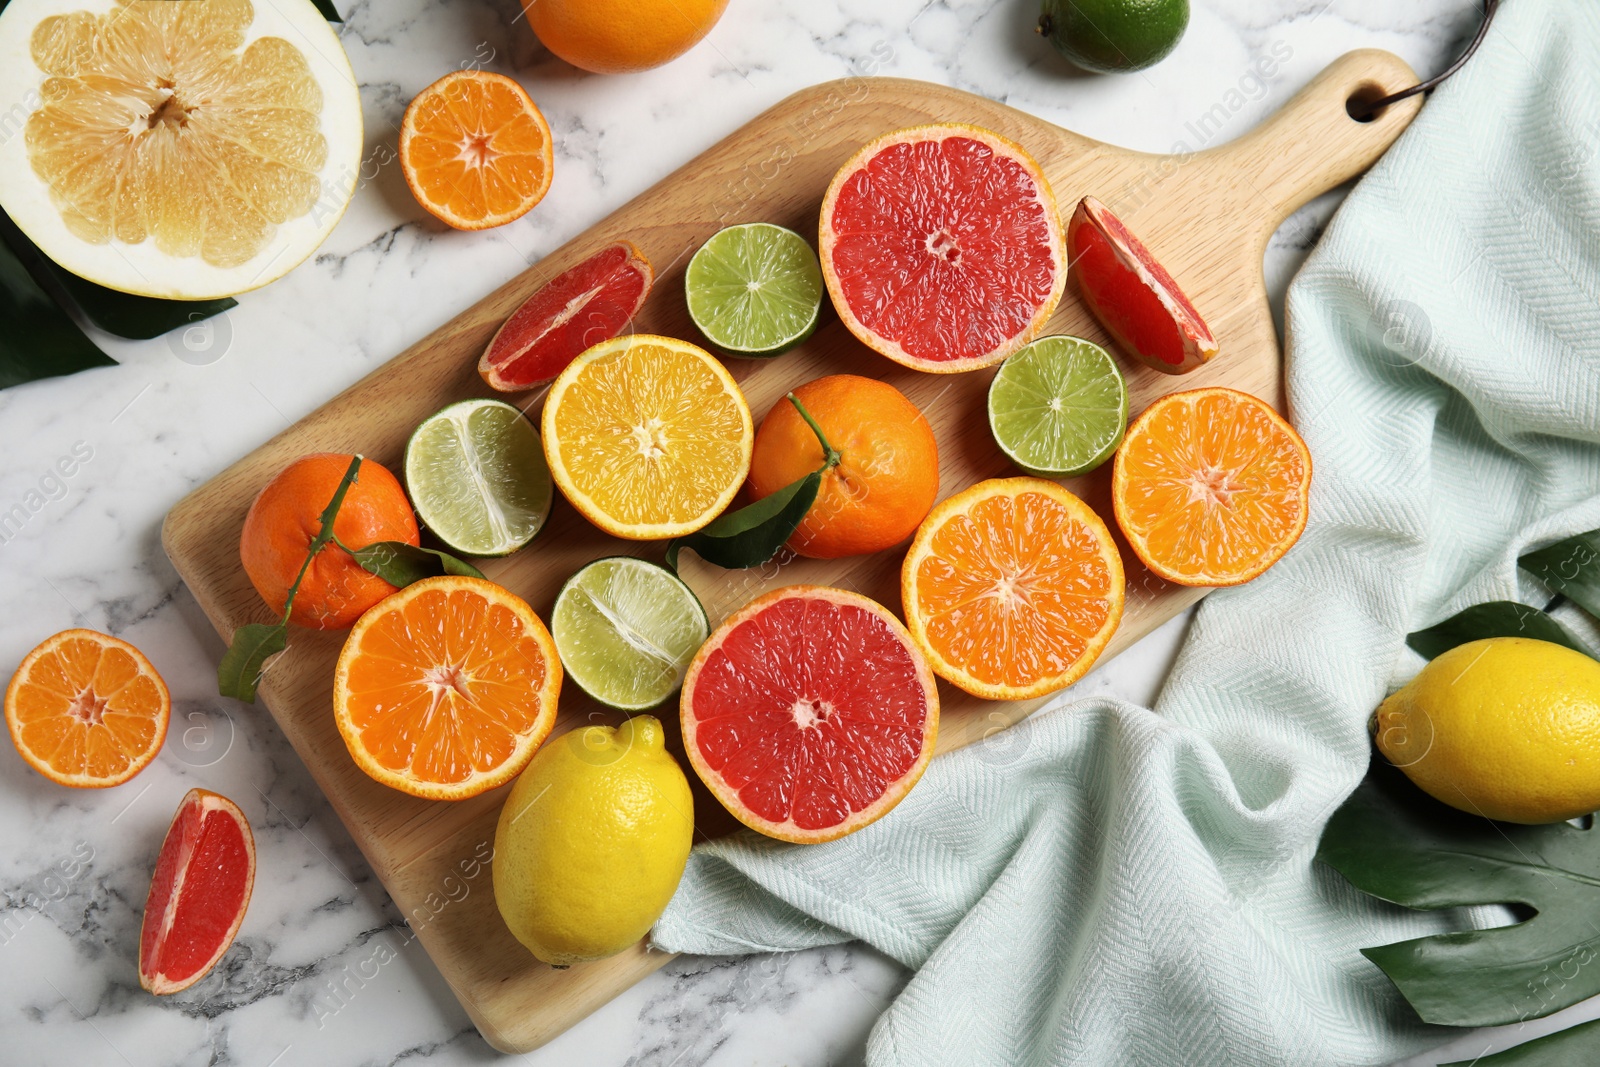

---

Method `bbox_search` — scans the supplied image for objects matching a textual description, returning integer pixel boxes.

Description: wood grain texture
[161,53,1420,1053]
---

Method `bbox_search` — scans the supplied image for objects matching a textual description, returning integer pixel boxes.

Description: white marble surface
[0,1,1562,1065]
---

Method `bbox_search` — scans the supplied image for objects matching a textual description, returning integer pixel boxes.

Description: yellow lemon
[1374,637,1600,824]
[492,715,694,965]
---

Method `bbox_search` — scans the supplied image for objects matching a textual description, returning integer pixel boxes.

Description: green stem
[276,454,363,625]
[786,393,841,471]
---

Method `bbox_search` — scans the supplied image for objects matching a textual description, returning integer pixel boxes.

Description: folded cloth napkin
[653,0,1600,1062]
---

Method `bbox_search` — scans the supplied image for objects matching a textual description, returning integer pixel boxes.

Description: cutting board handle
[1191,48,1424,238]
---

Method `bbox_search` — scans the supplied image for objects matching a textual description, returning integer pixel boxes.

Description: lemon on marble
[1374,637,1600,824]
[492,715,694,965]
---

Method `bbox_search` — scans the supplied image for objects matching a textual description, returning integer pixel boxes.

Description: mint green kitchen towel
[652,1,1600,1063]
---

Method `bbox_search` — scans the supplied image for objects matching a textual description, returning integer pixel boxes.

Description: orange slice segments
[1112,387,1312,587]
[901,478,1125,701]
[5,629,171,788]
[400,70,553,230]
[333,576,562,800]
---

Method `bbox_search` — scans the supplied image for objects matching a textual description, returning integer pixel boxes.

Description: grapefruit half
[480,242,654,391]
[680,585,939,843]
[819,123,1067,373]
[1067,195,1218,374]
[139,789,255,995]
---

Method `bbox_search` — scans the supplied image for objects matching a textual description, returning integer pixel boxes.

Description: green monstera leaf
[1319,760,1600,1028]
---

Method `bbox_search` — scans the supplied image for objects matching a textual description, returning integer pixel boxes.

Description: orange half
[1112,387,1312,587]
[399,70,553,230]
[333,577,562,800]
[901,478,1125,700]
[5,629,170,788]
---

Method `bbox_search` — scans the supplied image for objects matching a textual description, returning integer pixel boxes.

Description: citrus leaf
[1441,1018,1600,1066]
[217,623,288,704]
[1406,601,1589,660]
[351,541,485,586]
[665,470,820,571]
[1521,530,1600,622]
[1318,759,1600,1027]
[309,0,342,21]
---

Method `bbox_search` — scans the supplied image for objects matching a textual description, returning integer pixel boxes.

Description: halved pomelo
[480,242,653,391]
[680,585,939,843]
[139,789,255,995]
[0,0,363,300]
[1067,195,1218,374]
[819,124,1067,373]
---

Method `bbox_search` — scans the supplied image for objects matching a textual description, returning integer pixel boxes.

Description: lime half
[686,223,822,357]
[988,335,1128,477]
[404,398,552,556]
[552,557,710,711]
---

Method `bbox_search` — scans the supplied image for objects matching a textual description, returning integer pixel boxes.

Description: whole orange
[239,454,420,630]
[524,0,729,75]
[748,375,939,559]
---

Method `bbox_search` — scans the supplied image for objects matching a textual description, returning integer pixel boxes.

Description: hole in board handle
[1345,82,1390,123]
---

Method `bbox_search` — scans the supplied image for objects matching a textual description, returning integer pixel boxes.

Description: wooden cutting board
[162,51,1421,1053]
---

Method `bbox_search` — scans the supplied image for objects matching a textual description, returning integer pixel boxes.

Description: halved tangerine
[480,241,654,391]
[681,585,939,843]
[399,70,553,231]
[5,629,170,788]
[333,576,562,800]
[901,478,1125,700]
[139,788,255,996]
[819,123,1067,373]
[1112,387,1311,586]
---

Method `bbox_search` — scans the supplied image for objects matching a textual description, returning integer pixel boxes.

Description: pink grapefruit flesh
[1067,196,1218,375]
[680,585,939,843]
[139,789,255,995]
[819,124,1067,373]
[479,241,653,391]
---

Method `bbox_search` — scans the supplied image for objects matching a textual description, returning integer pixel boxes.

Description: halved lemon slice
[542,334,754,540]
[0,0,363,299]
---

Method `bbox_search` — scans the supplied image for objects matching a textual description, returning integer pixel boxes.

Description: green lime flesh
[1039,0,1189,74]
[685,223,823,357]
[551,556,710,712]
[988,335,1128,477]
[404,398,552,557]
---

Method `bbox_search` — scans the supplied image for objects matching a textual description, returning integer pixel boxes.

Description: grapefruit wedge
[681,585,939,843]
[139,789,255,996]
[819,124,1067,373]
[480,241,654,391]
[1067,196,1218,374]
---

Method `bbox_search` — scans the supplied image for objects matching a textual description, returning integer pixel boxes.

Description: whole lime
[1374,637,1600,824]
[1038,0,1190,74]
[492,715,694,965]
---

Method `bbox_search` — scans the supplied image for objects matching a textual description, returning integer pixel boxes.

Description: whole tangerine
[523,0,729,75]
[239,454,420,630]
[748,375,939,560]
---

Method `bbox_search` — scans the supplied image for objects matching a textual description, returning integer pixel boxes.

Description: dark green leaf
[308,0,343,21]
[1406,601,1589,660]
[1318,759,1600,1026]
[351,541,485,586]
[0,211,236,341]
[1522,531,1600,622]
[0,221,114,389]
[665,471,820,571]
[1441,1018,1600,1066]
[217,623,288,704]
